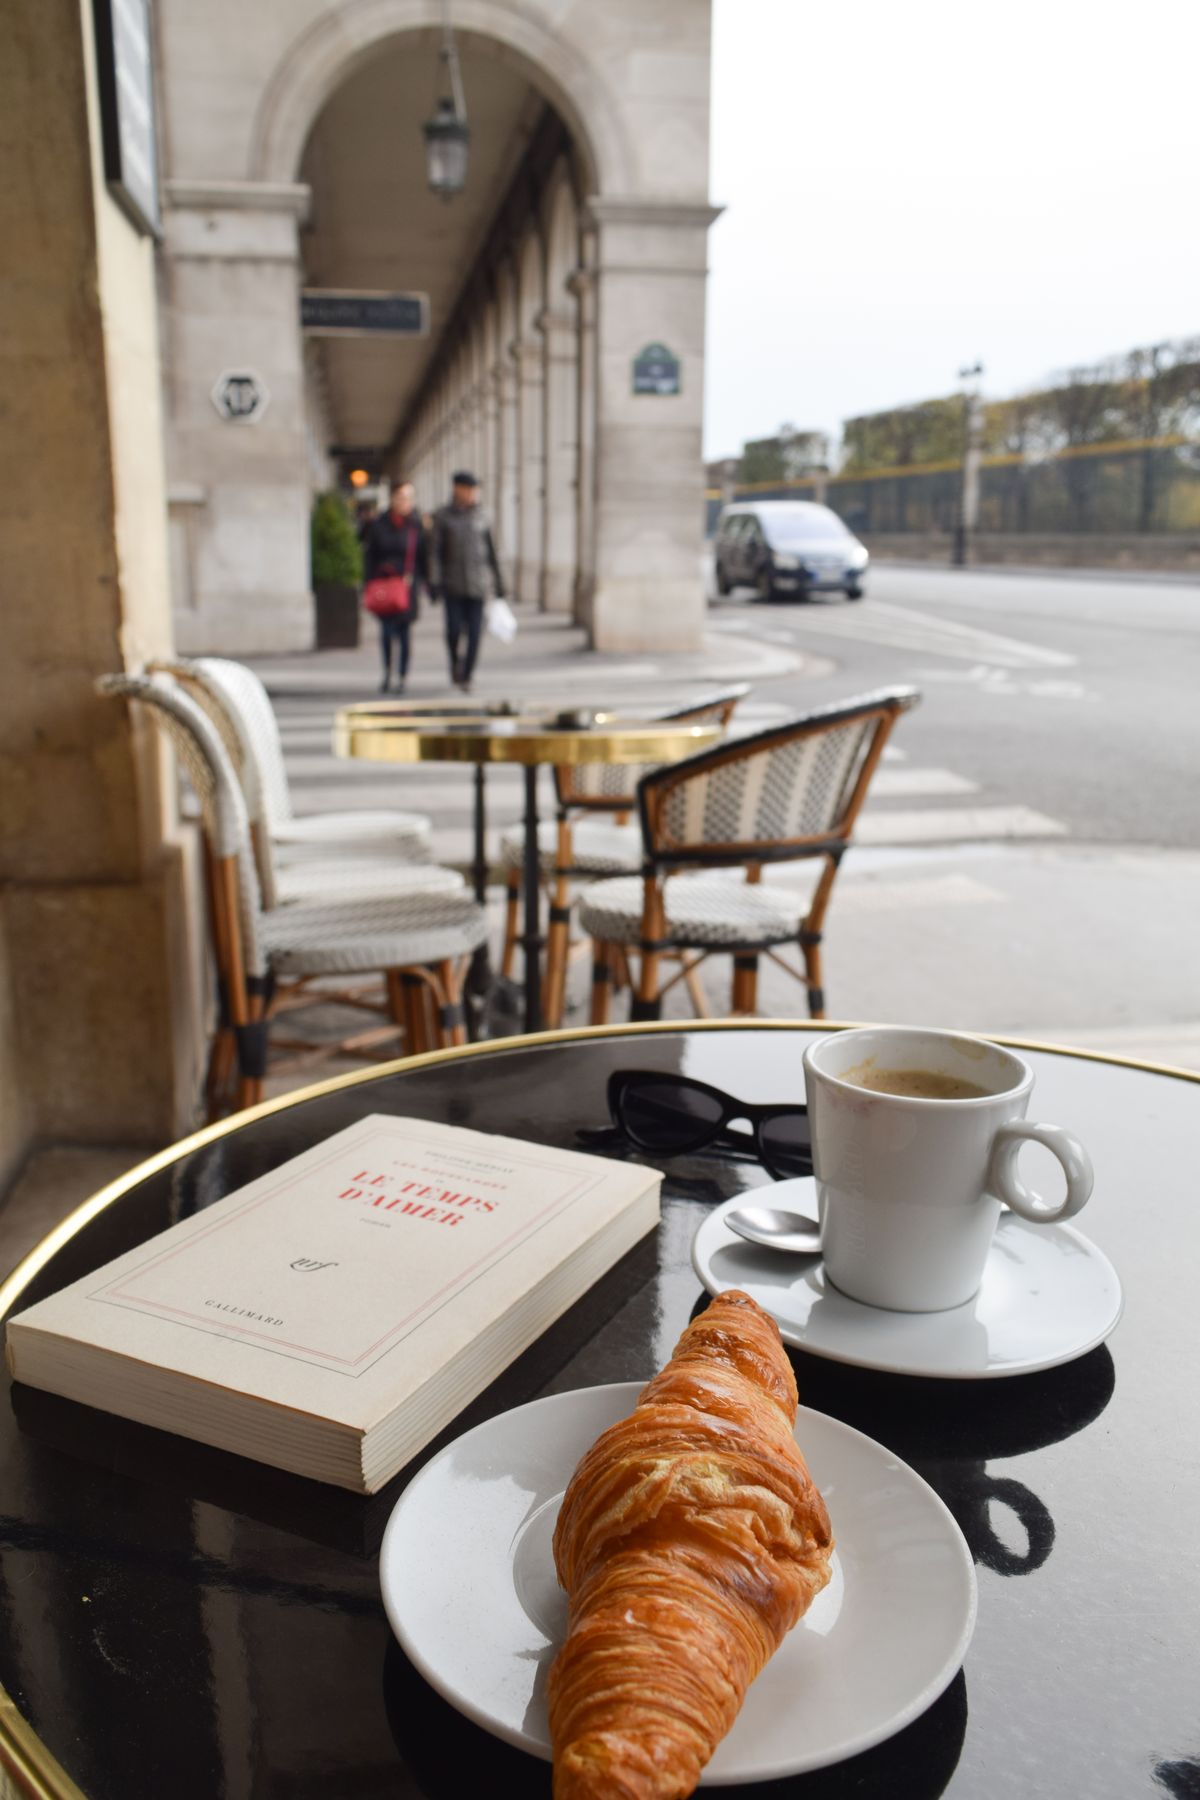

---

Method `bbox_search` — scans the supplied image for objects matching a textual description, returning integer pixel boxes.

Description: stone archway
[248,0,630,193]
[159,0,715,654]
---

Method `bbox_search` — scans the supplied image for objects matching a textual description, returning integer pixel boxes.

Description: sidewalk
[248,612,1200,1075]
[3,613,1196,1281]
[253,608,808,701]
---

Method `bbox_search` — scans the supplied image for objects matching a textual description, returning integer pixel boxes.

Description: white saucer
[692,1183,1122,1379]
[380,1382,976,1784]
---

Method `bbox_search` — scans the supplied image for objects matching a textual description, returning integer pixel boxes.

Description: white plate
[380,1382,976,1784]
[693,1183,1122,1379]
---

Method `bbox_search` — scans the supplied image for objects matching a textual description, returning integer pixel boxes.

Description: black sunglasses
[580,1069,811,1181]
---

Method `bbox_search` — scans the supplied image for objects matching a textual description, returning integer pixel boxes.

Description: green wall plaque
[632,343,681,396]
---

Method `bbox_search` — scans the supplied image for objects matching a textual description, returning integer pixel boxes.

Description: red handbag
[363,523,417,616]
[363,575,411,617]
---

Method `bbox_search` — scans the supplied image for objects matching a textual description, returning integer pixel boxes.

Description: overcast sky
[704,0,1200,460]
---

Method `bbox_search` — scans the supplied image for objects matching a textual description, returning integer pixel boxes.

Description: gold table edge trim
[331,719,720,765]
[1,1016,1197,1799]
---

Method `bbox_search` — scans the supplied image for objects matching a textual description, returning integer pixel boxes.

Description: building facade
[157,0,717,654]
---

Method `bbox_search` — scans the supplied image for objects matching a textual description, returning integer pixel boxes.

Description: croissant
[548,1289,834,1800]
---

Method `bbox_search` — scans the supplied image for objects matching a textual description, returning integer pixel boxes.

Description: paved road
[257,564,1200,1067]
[707,562,1200,850]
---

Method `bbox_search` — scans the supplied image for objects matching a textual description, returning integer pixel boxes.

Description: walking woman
[363,482,428,694]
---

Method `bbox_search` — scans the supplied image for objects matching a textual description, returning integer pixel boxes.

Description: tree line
[842,335,1200,471]
[735,335,1200,485]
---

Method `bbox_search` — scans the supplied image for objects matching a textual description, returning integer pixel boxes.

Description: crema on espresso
[841,1064,989,1100]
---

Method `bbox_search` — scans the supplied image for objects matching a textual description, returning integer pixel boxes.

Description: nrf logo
[291,1258,338,1273]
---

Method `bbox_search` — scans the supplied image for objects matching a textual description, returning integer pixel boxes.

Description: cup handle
[987,1121,1094,1223]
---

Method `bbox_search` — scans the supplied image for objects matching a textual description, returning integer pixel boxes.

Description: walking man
[430,471,507,692]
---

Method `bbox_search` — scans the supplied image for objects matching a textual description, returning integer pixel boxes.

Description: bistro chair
[498,686,750,1026]
[177,657,435,867]
[98,675,488,1116]
[157,658,461,910]
[579,687,920,1023]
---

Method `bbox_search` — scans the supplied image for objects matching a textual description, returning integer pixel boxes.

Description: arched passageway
[157,0,716,653]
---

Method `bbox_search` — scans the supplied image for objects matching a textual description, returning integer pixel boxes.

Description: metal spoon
[724,1205,822,1255]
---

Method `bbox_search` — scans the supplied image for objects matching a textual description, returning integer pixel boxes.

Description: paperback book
[5,1115,661,1493]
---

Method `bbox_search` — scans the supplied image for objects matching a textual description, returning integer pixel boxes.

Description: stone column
[161,179,313,653]
[516,331,546,606]
[0,0,206,1178]
[494,262,520,569]
[571,230,599,630]
[515,233,546,606]
[470,320,488,481]
[481,297,501,513]
[586,199,721,652]
[541,302,580,614]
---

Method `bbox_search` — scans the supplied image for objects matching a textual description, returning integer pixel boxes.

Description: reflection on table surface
[332,707,721,764]
[0,1022,1196,1800]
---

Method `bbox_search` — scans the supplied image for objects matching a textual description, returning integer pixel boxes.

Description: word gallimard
[338,1169,501,1228]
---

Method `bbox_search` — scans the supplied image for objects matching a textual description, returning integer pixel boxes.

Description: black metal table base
[521,764,543,1034]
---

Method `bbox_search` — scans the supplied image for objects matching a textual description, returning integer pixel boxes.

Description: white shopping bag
[486,597,518,644]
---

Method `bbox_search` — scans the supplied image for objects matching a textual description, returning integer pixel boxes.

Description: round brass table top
[332,706,722,767]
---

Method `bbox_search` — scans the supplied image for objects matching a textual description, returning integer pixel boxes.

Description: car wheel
[715,561,731,596]
[845,583,865,601]
[755,567,775,604]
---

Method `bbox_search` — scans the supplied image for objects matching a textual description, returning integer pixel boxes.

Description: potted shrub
[311,491,364,649]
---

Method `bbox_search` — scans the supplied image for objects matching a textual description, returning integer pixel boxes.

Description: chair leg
[800,855,841,1020]
[543,888,572,1028]
[630,880,665,1022]
[682,956,712,1019]
[206,1027,237,1121]
[433,959,467,1048]
[590,940,614,1025]
[398,971,426,1054]
[419,976,439,1050]
[385,969,406,1027]
[233,992,268,1112]
[500,870,521,979]
[731,953,760,1017]
[801,934,826,1019]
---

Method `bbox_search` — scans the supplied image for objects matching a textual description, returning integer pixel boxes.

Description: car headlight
[850,547,869,569]
[772,553,800,570]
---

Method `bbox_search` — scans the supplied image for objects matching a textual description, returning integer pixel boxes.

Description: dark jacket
[364,512,429,617]
[430,503,505,601]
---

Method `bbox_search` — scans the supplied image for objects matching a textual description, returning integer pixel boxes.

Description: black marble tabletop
[1,1024,1197,1800]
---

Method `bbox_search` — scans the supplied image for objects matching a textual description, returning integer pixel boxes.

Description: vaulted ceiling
[299,29,553,456]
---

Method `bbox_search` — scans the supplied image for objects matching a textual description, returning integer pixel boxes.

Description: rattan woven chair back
[152,657,282,905]
[578,686,920,1025]
[638,686,919,868]
[192,657,294,833]
[552,685,750,814]
[97,673,268,975]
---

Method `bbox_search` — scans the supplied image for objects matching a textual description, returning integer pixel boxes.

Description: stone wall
[0,0,206,1189]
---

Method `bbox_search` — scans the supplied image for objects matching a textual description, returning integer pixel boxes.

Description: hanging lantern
[423,97,470,198]
[423,4,469,199]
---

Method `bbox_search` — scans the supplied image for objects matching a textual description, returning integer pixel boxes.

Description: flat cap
[451,469,479,487]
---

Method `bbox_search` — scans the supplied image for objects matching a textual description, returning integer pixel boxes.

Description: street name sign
[211,372,270,424]
[92,0,161,238]
[632,343,681,396]
[300,291,430,337]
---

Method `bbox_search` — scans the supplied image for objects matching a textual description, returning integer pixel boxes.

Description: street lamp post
[423,0,469,199]
[953,360,984,567]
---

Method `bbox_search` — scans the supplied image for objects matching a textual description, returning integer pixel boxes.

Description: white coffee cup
[802,1026,1094,1312]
